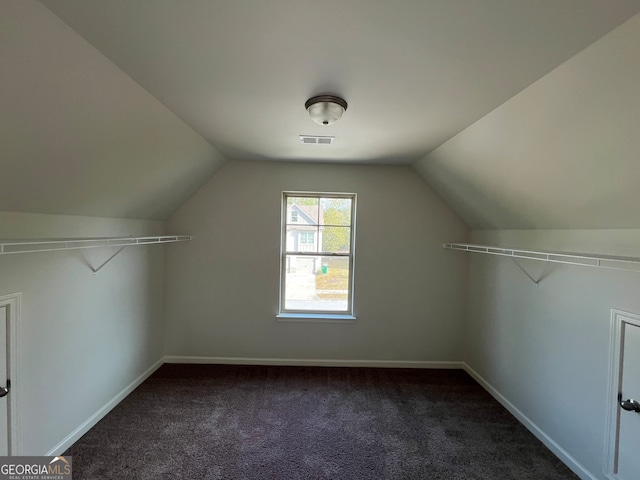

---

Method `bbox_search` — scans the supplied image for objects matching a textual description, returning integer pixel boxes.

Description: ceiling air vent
[299,135,335,145]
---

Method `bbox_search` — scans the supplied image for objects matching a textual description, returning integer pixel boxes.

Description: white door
[617,322,640,480]
[0,305,8,456]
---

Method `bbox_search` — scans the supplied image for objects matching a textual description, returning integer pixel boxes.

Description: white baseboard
[462,363,597,480]
[164,355,464,369]
[45,358,165,456]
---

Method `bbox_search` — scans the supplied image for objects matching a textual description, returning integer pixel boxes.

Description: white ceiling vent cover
[299,135,335,145]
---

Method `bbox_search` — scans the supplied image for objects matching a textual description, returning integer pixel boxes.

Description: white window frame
[278,191,356,321]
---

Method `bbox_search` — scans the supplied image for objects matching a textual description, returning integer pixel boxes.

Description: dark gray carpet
[65,364,578,479]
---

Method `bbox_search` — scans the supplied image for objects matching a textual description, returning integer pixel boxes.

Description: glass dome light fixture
[305,95,348,126]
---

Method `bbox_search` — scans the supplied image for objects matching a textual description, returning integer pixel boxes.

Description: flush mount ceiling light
[305,95,348,126]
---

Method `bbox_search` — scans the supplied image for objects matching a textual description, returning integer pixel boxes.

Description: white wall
[464,229,640,479]
[0,211,165,455]
[165,160,469,363]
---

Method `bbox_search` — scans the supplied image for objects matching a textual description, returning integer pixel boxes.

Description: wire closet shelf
[0,235,192,255]
[443,243,640,274]
[0,235,192,274]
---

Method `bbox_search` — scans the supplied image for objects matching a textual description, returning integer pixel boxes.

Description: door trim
[0,292,21,456]
[605,309,640,479]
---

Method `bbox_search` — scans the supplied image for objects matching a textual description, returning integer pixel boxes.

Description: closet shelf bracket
[511,258,540,286]
[91,246,127,275]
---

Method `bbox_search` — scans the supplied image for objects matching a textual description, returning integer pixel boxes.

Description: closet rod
[0,235,192,255]
[443,242,640,273]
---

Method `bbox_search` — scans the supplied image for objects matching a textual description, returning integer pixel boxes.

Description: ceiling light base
[305,95,348,125]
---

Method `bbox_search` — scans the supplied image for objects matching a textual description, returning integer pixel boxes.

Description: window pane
[320,197,352,226]
[321,226,351,253]
[300,232,315,244]
[286,197,319,225]
[285,225,318,252]
[284,255,350,311]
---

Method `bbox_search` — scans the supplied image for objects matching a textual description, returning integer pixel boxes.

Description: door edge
[0,292,21,456]
[605,309,640,478]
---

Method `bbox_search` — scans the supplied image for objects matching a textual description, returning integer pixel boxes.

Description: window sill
[276,313,356,323]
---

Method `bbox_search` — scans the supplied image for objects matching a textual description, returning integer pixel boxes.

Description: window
[280,192,356,318]
[299,232,314,244]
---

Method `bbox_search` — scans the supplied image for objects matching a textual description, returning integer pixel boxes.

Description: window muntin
[281,193,356,315]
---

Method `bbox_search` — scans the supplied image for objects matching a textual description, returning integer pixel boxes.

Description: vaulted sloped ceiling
[0,0,226,220]
[3,0,640,224]
[40,0,640,165]
[414,12,640,230]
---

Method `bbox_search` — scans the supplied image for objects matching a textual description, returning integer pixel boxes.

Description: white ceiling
[40,0,640,164]
[3,1,640,225]
[415,11,640,229]
[0,0,225,219]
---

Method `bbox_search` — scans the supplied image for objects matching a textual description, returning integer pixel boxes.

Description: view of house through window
[281,192,356,314]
